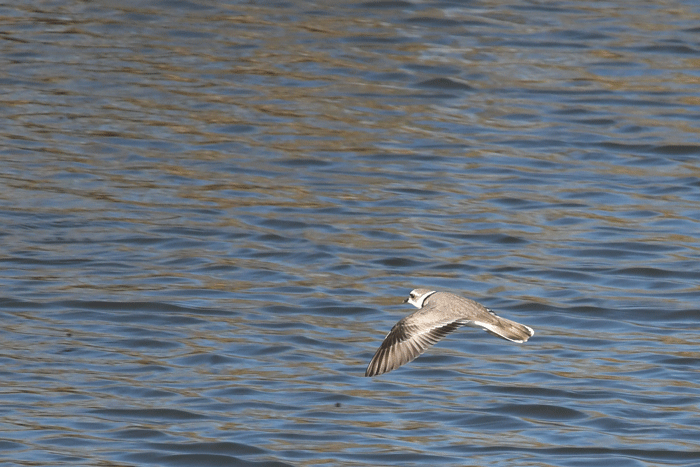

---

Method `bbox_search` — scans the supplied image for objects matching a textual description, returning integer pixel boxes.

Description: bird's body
[365,289,534,377]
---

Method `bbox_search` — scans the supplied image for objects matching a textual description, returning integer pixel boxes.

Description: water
[2,0,700,466]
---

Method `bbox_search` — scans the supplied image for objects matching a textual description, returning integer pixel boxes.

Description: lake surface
[1,0,700,466]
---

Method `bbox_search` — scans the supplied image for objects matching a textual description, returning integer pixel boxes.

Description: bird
[365,288,534,377]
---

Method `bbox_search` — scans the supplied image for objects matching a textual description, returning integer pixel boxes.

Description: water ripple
[2,0,700,466]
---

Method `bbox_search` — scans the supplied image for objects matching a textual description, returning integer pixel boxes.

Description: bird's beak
[403,298,409,304]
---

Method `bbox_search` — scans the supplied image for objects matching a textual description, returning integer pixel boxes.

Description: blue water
[1,0,700,466]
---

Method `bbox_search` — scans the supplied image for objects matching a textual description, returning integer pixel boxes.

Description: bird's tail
[473,311,534,343]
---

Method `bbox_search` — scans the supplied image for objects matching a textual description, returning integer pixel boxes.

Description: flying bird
[365,289,534,377]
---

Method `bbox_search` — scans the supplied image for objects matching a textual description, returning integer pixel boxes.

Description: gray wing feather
[365,313,465,377]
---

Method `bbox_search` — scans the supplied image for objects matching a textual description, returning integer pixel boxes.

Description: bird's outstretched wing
[365,311,467,377]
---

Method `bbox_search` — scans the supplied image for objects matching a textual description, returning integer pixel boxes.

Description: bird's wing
[365,309,467,377]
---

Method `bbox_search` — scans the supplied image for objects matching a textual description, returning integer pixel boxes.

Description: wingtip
[365,364,377,377]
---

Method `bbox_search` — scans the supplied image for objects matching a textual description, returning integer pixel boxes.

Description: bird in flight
[365,289,534,377]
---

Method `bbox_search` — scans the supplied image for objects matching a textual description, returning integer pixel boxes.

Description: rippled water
[2,0,700,466]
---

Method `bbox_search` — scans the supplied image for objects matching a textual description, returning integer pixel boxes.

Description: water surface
[1,1,700,466]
